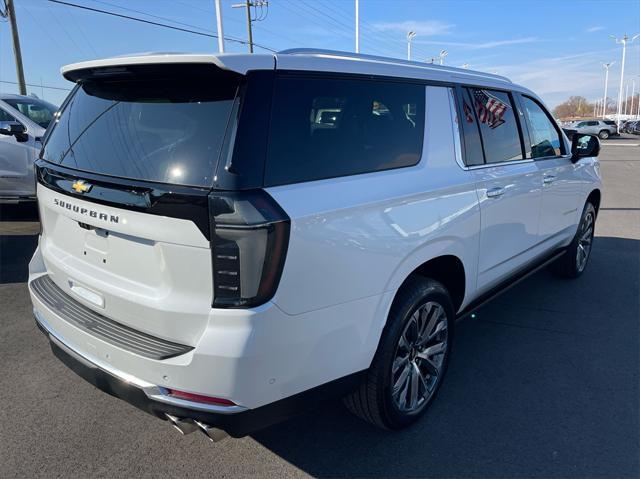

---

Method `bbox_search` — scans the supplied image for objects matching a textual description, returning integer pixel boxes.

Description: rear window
[265,76,425,186]
[42,67,239,188]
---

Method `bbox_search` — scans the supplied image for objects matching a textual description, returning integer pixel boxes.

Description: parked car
[632,122,640,135]
[28,50,602,441]
[0,94,58,202]
[571,119,618,139]
[622,120,638,134]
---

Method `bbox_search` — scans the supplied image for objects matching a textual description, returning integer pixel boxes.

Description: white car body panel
[61,53,276,80]
[472,160,543,292]
[37,184,213,346]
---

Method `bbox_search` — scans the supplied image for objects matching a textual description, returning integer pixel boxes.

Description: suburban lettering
[52,198,120,224]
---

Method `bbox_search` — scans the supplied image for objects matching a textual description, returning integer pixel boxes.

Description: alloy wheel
[576,210,594,272]
[391,301,448,414]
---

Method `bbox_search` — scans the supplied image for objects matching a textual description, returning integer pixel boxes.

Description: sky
[1,0,639,109]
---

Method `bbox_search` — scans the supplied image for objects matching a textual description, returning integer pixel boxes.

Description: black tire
[598,130,610,140]
[551,202,596,278]
[343,277,454,430]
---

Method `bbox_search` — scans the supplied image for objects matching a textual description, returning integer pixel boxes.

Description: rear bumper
[28,239,379,434]
[34,309,363,437]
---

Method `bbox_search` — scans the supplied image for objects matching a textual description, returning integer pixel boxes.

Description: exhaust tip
[194,420,229,443]
[165,413,198,435]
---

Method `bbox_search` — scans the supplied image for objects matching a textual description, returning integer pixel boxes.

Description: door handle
[486,187,504,198]
[543,175,556,185]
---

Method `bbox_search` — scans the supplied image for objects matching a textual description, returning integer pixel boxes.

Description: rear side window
[265,76,425,186]
[464,88,523,164]
[604,120,615,125]
[521,96,562,158]
[42,67,239,188]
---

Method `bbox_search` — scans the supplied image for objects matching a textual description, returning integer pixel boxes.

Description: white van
[29,50,602,441]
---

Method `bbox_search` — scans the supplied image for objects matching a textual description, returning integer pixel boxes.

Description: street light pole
[214,0,225,53]
[601,62,614,119]
[439,50,448,65]
[626,83,630,115]
[407,31,416,61]
[611,33,640,131]
[630,79,636,120]
[355,0,359,53]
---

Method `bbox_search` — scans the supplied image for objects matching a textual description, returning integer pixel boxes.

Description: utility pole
[214,0,225,53]
[232,1,267,53]
[354,0,359,53]
[2,0,26,95]
[601,62,614,119]
[611,33,639,131]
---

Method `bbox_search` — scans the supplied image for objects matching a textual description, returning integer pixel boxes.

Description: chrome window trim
[463,158,535,170]
[533,154,572,162]
[33,307,248,415]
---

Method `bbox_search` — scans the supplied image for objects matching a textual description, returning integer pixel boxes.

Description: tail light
[166,388,237,406]
[209,189,290,308]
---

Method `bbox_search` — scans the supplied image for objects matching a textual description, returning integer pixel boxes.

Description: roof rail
[278,48,512,83]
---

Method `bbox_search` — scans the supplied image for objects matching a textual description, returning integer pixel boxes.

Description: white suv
[28,50,602,441]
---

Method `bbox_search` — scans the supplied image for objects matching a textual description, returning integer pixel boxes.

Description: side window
[265,76,425,186]
[521,96,562,158]
[465,88,523,164]
[587,121,598,126]
[455,87,485,166]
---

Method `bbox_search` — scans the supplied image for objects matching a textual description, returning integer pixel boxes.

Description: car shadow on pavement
[0,203,39,284]
[251,236,639,478]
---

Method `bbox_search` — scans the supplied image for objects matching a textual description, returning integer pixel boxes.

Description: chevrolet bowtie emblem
[71,180,92,194]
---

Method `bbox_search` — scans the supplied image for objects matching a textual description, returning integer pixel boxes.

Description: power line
[277,1,353,42]
[46,3,91,57]
[0,79,71,91]
[67,7,99,56]
[21,3,66,51]
[172,0,299,47]
[47,0,277,52]
[88,0,213,35]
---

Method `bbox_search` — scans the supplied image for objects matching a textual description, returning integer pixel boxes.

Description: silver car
[572,119,618,140]
[0,94,58,203]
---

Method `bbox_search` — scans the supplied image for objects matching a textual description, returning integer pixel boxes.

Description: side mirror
[0,122,28,142]
[571,133,600,163]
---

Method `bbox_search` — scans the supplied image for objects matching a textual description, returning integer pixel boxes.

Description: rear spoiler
[61,53,275,82]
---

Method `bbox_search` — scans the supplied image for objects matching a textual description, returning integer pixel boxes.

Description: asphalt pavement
[1,141,638,478]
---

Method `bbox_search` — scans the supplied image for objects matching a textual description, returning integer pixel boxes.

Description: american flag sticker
[463,101,474,123]
[473,89,508,129]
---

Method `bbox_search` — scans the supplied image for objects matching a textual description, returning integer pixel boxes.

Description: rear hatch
[36,62,243,346]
